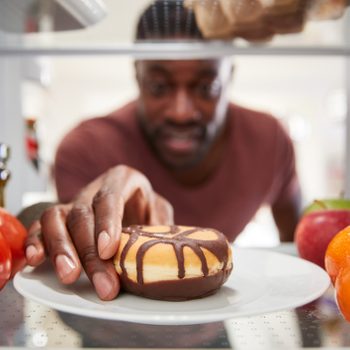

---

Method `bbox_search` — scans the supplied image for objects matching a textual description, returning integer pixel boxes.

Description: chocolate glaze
[119,268,232,301]
[119,225,232,300]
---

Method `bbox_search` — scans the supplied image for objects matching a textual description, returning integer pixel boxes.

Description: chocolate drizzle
[120,225,230,285]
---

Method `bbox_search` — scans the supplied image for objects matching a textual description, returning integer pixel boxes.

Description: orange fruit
[325,225,350,285]
[335,266,350,322]
[325,226,350,321]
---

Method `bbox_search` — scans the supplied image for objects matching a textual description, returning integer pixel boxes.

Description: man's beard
[140,118,211,170]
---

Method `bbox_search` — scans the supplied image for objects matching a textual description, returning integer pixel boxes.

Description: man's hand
[24,165,174,300]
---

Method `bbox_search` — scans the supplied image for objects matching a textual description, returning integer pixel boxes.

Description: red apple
[295,199,350,268]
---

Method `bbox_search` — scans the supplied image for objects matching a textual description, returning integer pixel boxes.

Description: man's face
[135,59,232,170]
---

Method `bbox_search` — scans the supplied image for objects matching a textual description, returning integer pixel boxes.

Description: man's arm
[270,120,303,242]
[53,123,102,203]
[272,185,302,242]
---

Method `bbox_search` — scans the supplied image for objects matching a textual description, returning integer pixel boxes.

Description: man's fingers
[40,206,82,284]
[150,193,174,225]
[92,188,123,260]
[90,166,151,260]
[122,189,150,226]
[67,203,120,300]
[25,220,46,266]
[78,165,173,263]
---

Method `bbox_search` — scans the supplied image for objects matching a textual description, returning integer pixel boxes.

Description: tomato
[0,208,28,287]
[0,207,27,260]
[0,231,12,290]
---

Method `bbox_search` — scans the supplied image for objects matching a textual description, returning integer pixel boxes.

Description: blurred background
[0,0,349,246]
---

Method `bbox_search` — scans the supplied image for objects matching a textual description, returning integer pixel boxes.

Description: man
[23,0,301,301]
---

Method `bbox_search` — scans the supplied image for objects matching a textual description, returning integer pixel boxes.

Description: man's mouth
[163,136,198,153]
[159,128,203,154]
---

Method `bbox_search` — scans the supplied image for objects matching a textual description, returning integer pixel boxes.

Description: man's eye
[195,80,221,99]
[147,82,171,97]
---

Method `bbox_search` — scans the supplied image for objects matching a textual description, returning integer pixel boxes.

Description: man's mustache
[153,121,206,139]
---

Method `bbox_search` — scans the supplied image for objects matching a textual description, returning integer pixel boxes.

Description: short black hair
[135,0,203,40]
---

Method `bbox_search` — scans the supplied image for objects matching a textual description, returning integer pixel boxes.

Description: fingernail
[98,231,110,257]
[92,272,114,300]
[26,245,38,261]
[55,255,76,280]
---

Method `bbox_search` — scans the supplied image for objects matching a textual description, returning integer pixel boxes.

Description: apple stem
[314,199,328,209]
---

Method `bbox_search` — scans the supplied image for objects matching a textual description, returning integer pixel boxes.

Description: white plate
[14,248,330,325]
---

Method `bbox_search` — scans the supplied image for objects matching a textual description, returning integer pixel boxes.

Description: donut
[114,225,233,301]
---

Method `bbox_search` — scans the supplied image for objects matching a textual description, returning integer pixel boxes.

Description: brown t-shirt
[54,101,299,242]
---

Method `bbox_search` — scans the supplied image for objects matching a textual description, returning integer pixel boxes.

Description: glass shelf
[0,42,350,59]
[0,42,350,58]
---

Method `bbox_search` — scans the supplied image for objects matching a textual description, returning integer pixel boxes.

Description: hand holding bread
[24,165,233,301]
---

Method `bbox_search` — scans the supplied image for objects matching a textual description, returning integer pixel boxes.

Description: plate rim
[13,247,331,325]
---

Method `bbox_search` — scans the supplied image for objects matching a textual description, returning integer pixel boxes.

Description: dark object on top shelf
[0,0,106,34]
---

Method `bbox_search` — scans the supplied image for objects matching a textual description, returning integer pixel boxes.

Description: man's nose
[168,89,198,123]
